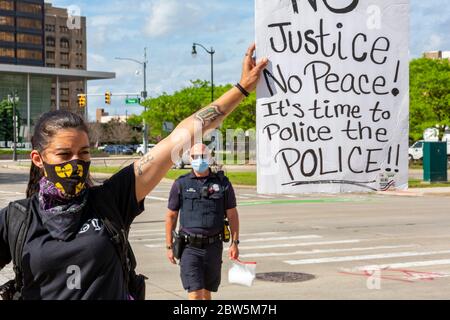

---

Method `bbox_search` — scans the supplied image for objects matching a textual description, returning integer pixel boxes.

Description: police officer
[165,143,239,300]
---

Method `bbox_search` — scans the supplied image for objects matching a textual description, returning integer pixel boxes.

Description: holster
[172,231,186,260]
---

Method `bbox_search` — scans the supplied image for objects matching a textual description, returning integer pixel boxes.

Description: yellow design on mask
[75,182,85,195]
[55,182,66,193]
[77,164,84,177]
[55,164,73,178]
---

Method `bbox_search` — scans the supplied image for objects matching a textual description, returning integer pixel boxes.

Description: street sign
[125,98,139,104]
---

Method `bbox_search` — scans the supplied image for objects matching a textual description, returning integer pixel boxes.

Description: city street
[1,165,450,300]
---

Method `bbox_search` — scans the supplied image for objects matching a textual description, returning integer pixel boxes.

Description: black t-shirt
[0,164,144,300]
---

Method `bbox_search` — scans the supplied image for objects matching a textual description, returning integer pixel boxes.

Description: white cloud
[143,0,203,37]
[88,17,140,48]
[88,53,107,65]
[426,34,443,50]
[410,0,450,57]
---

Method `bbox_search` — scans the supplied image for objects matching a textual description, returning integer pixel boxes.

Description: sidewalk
[378,187,450,197]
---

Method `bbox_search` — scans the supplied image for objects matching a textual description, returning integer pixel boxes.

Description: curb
[377,188,450,197]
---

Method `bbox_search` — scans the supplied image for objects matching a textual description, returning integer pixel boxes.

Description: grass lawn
[0,149,30,155]
[408,179,450,188]
[90,166,124,174]
[165,169,256,186]
[90,167,256,186]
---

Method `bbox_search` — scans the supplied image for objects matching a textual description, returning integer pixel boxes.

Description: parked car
[409,140,424,161]
[136,143,156,156]
[104,145,134,155]
[130,144,140,153]
[174,150,191,169]
[409,139,450,162]
[119,145,134,155]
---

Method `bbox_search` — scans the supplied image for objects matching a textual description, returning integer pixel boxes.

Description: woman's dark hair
[26,110,90,198]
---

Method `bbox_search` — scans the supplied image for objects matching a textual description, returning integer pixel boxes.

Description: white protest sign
[256,0,409,194]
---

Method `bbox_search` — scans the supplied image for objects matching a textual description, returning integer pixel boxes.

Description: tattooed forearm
[136,154,155,176]
[195,105,224,127]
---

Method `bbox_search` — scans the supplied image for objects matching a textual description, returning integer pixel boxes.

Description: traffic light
[78,94,86,108]
[105,91,111,105]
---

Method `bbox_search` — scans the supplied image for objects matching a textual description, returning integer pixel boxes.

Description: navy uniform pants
[180,241,223,292]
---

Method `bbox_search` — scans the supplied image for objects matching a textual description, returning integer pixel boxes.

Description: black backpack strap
[102,216,132,279]
[93,205,137,292]
[5,198,32,299]
[95,204,147,299]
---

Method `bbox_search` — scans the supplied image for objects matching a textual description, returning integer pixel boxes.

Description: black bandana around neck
[38,158,91,241]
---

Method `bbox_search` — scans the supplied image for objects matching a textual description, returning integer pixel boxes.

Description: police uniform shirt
[168,170,237,236]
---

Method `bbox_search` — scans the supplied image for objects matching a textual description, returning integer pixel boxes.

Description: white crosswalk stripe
[0,265,14,284]
[284,250,450,265]
[241,194,274,199]
[143,191,303,202]
[137,227,450,277]
[146,195,168,201]
[144,193,303,202]
[129,232,166,238]
[129,228,165,234]
[239,239,361,250]
[241,235,322,243]
[352,259,450,271]
[240,245,418,258]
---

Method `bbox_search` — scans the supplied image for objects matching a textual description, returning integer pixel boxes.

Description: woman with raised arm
[0,44,267,300]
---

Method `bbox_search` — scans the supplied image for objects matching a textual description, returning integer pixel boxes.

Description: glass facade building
[0,1,115,146]
[0,72,51,145]
[0,0,45,66]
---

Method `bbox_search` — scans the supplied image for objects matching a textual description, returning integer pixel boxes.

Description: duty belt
[181,232,223,248]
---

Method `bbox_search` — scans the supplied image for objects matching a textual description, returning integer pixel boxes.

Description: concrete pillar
[84,79,88,120]
[27,73,31,141]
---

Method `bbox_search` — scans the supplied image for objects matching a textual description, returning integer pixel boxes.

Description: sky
[45,0,450,121]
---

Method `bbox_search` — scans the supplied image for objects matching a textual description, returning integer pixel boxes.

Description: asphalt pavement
[1,163,450,300]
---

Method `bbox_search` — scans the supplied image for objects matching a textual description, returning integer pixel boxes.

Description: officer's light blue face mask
[191,157,210,173]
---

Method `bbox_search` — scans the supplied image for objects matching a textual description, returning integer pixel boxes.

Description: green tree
[0,99,21,143]
[126,114,143,129]
[141,80,256,139]
[410,58,450,142]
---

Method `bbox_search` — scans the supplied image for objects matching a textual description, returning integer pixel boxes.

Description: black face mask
[42,159,91,197]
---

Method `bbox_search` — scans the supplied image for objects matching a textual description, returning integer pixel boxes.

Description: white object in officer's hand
[228,260,257,287]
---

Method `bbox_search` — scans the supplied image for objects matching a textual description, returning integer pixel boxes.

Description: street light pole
[143,48,148,155]
[192,43,215,102]
[12,95,16,162]
[192,43,221,162]
[210,50,214,103]
[115,47,150,154]
[8,91,19,162]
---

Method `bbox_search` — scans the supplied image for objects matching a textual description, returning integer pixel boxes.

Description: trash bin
[423,141,448,182]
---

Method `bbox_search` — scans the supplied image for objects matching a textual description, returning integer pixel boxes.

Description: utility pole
[8,91,19,162]
[115,47,150,154]
[143,47,149,154]
[192,43,215,102]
